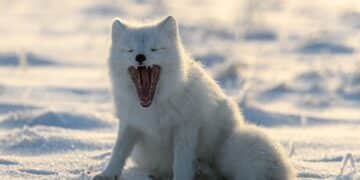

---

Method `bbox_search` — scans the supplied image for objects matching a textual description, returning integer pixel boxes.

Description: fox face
[109,16,187,108]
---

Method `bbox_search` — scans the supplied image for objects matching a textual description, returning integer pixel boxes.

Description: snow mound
[0,128,102,154]
[240,101,360,127]
[295,71,325,83]
[0,52,59,66]
[297,172,325,179]
[338,71,360,101]
[305,155,360,163]
[194,53,225,67]
[298,40,354,55]
[339,86,360,101]
[243,29,278,41]
[214,62,246,89]
[257,83,295,101]
[0,109,113,130]
[293,70,329,94]
[0,103,38,114]
[82,2,121,17]
[19,169,57,176]
[0,158,18,165]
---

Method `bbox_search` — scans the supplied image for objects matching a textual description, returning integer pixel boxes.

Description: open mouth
[128,65,161,107]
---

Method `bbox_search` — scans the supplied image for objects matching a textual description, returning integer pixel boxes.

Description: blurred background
[0,0,359,179]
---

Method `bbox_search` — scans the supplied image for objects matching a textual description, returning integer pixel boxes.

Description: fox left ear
[158,16,178,38]
[111,18,128,42]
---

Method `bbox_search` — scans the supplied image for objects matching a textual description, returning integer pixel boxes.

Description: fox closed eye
[151,48,166,52]
[120,48,134,53]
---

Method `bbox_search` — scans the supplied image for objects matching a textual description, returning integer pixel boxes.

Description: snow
[0,0,359,179]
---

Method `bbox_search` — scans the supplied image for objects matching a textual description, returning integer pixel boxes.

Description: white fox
[94,16,295,180]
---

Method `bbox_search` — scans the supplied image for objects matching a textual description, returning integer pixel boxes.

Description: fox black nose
[135,54,146,64]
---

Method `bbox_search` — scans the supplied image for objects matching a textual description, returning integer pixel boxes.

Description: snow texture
[0,0,359,179]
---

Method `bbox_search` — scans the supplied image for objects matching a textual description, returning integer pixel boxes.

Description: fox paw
[148,173,171,180]
[93,174,120,180]
[195,159,226,180]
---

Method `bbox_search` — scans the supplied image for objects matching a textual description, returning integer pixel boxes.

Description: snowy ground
[0,0,359,179]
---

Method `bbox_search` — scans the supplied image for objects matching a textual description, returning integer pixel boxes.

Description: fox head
[109,16,188,108]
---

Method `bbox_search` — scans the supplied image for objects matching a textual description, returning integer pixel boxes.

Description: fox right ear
[112,18,127,39]
[158,16,178,38]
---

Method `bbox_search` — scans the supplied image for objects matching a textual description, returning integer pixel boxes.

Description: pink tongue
[138,66,151,105]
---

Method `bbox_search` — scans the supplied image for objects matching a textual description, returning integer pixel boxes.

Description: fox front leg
[94,125,138,179]
[172,124,199,180]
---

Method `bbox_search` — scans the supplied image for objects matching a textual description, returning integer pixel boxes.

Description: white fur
[94,16,295,180]
[218,125,296,180]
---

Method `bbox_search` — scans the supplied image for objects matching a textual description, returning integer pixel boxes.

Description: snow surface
[0,0,359,179]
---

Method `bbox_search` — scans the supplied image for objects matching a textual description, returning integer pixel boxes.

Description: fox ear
[158,16,178,38]
[112,18,127,40]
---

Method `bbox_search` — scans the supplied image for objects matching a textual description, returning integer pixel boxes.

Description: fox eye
[121,48,133,53]
[151,48,165,52]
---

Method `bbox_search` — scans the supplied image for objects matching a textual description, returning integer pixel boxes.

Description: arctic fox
[94,16,295,180]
